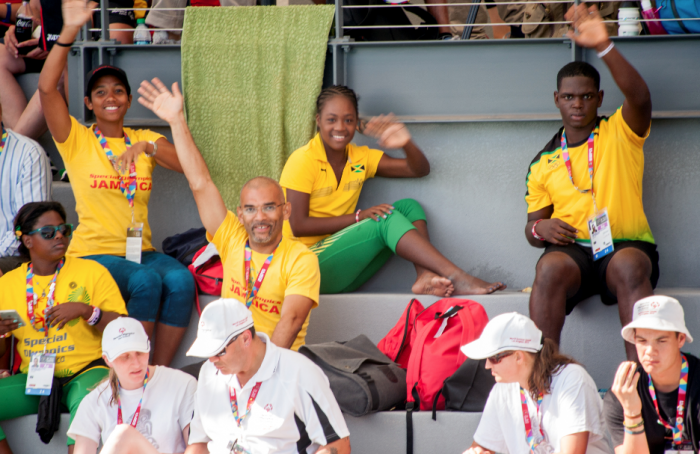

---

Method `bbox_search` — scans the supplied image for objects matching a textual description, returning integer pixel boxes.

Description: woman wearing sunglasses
[38,0,195,366]
[0,201,127,453]
[461,312,612,454]
[68,317,196,454]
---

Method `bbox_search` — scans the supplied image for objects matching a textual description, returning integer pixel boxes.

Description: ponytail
[97,367,121,406]
[527,338,578,400]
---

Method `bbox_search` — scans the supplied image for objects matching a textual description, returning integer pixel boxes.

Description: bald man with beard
[138,77,320,352]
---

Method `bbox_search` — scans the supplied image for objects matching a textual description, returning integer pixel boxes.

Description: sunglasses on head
[25,224,74,240]
[486,350,515,364]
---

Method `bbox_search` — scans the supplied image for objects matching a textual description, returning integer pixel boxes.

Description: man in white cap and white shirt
[184,298,350,454]
[604,295,699,454]
[461,312,611,454]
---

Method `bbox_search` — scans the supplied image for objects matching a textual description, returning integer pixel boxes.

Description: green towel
[181,5,335,208]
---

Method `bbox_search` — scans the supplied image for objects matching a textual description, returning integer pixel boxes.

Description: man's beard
[248,221,275,244]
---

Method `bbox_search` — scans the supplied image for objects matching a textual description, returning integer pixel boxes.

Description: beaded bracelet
[355,209,361,223]
[532,219,546,241]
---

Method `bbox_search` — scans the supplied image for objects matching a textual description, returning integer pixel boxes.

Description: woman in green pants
[280,85,506,296]
[0,202,127,453]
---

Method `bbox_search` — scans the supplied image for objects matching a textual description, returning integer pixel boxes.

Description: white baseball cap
[621,296,693,344]
[186,299,255,358]
[102,317,151,362]
[460,312,543,360]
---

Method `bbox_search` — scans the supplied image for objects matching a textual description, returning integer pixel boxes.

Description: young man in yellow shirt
[138,78,320,353]
[525,4,657,361]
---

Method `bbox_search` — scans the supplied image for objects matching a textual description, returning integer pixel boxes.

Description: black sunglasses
[486,351,515,364]
[25,224,74,240]
[214,334,241,357]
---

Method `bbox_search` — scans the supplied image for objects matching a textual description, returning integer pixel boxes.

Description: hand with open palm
[137,78,184,124]
[62,0,93,29]
[362,114,412,149]
[565,3,611,52]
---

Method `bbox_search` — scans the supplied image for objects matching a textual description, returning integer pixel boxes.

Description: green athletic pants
[0,367,108,446]
[310,198,426,294]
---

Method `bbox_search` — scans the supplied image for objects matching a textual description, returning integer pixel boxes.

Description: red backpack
[378,298,489,454]
[187,243,224,315]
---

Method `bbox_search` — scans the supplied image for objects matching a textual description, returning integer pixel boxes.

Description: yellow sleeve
[208,211,246,263]
[53,116,90,163]
[131,128,166,145]
[609,106,650,149]
[90,261,128,315]
[280,151,316,195]
[284,247,320,306]
[365,147,385,179]
[525,162,551,213]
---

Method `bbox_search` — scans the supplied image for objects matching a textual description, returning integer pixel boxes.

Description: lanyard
[117,368,150,427]
[93,126,137,216]
[648,354,689,446]
[0,124,7,158]
[244,241,278,309]
[520,387,545,453]
[229,381,262,427]
[561,129,598,213]
[26,258,64,337]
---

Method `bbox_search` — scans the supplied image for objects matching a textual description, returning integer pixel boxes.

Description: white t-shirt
[68,366,197,453]
[189,333,350,454]
[474,364,613,454]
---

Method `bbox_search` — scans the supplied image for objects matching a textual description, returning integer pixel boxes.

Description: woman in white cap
[604,295,699,454]
[461,312,612,454]
[68,317,197,454]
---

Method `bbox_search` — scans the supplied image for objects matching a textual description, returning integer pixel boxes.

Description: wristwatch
[144,141,157,158]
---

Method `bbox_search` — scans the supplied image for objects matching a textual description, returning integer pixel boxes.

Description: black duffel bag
[299,335,406,417]
[431,358,495,419]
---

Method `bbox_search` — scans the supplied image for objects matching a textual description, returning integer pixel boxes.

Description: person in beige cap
[604,295,699,454]
[184,299,350,454]
[68,317,197,454]
[461,312,611,454]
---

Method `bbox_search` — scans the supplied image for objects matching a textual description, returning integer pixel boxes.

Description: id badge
[25,353,56,395]
[226,440,251,454]
[126,222,143,264]
[588,208,614,261]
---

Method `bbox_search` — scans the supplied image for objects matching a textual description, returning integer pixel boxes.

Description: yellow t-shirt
[525,107,654,244]
[279,133,385,246]
[54,116,164,257]
[0,256,127,377]
[209,211,320,351]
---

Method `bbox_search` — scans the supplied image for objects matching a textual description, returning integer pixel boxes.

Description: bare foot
[412,272,455,297]
[449,271,506,295]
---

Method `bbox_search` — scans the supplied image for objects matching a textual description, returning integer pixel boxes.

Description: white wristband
[597,41,615,59]
[145,140,157,158]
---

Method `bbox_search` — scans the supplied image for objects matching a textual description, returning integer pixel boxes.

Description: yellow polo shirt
[525,107,654,244]
[0,256,127,377]
[54,116,164,257]
[279,133,384,246]
[209,211,320,351]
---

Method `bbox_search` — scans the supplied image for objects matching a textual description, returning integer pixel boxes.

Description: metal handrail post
[335,0,343,39]
[572,0,582,61]
[100,0,109,41]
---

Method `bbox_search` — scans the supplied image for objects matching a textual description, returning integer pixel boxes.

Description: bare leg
[151,323,187,366]
[100,425,161,454]
[425,0,452,35]
[394,230,505,295]
[605,248,654,362]
[0,439,13,454]
[109,23,135,45]
[488,7,510,39]
[141,321,155,340]
[410,220,454,297]
[67,445,74,454]
[529,251,581,344]
[0,43,28,129]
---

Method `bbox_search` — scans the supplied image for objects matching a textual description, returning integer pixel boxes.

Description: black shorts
[23,57,45,73]
[93,1,137,36]
[538,240,660,315]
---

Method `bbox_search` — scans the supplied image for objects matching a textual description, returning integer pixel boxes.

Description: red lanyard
[117,368,150,427]
[520,387,545,453]
[26,258,64,335]
[244,241,278,309]
[230,381,262,427]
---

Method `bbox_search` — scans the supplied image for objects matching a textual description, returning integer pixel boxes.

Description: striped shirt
[0,127,52,257]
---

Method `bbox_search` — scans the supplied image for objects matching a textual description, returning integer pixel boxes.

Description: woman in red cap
[38,0,194,367]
